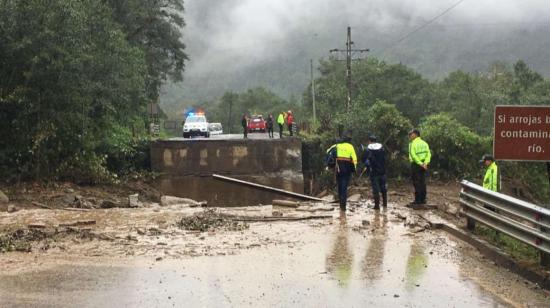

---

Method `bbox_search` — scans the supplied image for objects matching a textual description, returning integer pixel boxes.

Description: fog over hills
[161,0,550,114]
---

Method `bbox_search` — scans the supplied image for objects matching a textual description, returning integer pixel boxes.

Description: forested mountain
[161,0,550,116]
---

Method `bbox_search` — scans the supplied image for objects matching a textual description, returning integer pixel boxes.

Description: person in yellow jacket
[480,154,499,192]
[408,129,431,205]
[328,133,357,211]
[277,112,285,138]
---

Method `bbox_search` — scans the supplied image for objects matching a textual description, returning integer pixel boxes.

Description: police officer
[480,154,499,192]
[408,129,431,205]
[333,133,357,211]
[362,135,387,210]
[286,110,294,136]
[277,112,285,138]
[266,114,274,138]
[241,114,248,139]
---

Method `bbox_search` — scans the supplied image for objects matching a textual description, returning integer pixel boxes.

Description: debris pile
[0,229,47,252]
[177,209,249,232]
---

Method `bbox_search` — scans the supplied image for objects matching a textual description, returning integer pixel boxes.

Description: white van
[208,123,223,135]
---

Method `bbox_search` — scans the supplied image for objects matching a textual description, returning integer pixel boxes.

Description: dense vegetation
[0,0,187,183]
[204,58,550,202]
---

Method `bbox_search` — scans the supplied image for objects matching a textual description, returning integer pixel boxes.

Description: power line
[377,0,467,56]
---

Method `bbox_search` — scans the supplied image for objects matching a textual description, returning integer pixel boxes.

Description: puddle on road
[155,175,304,207]
[0,212,521,307]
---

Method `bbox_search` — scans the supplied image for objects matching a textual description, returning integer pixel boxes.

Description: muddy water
[156,175,304,207]
[1,211,541,307]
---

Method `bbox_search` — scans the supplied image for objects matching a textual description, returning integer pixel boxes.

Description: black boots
[373,192,387,210]
[373,194,380,210]
[340,200,346,212]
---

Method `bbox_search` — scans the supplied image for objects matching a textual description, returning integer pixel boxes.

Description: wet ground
[0,201,548,307]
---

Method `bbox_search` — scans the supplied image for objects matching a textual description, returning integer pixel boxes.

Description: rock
[347,194,362,202]
[321,195,336,203]
[0,190,9,203]
[59,220,96,227]
[61,194,77,205]
[128,194,142,208]
[362,220,370,226]
[7,204,18,213]
[28,223,46,229]
[272,211,283,217]
[100,200,118,208]
[446,204,460,216]
[316,190,329,198]
[160,195,201,207]
[405,215,419,228]
[32,201,50,209]
[74,195,91,208]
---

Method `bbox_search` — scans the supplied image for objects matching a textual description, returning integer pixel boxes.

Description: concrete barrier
[151,138,305,205]
[151,138,302,176]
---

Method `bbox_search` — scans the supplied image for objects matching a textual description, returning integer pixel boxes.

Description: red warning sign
[494,105,550,161]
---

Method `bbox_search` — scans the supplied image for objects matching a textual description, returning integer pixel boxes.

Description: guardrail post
[540,216,550,267]
[541,251,550,267]
[466,217,476,231]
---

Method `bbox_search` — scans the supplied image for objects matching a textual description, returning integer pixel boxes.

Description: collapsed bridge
[150,137,305,206]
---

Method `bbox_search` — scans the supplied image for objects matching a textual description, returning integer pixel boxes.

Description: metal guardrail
[459,180,550,266]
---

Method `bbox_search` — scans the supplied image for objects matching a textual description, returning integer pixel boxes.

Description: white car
[208,123,223,135]
[183,114,209,138]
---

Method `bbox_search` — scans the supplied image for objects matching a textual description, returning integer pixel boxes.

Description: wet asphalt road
[1,209,547,307]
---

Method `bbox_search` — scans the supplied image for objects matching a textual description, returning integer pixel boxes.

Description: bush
[96,124,151,175]
[57,151,115,184]
[419,113,490,179]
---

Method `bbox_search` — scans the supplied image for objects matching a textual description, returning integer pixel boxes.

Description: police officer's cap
[480,154,494,163]
[368,134,378,142]
[408,128,420,136]
[342,130,353,142]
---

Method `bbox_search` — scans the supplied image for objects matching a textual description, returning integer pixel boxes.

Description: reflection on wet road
[2,208,541,307]
[361,211,388,285]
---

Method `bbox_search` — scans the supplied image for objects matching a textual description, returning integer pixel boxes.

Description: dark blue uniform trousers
[337,172,351,211]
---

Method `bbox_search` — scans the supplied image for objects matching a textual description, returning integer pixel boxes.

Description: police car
[183,113,210,138]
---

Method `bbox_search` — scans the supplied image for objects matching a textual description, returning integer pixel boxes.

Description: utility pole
[346,27,352,112]
[330,26,369,112]
[310,59,316,124]
[227,94,233,134]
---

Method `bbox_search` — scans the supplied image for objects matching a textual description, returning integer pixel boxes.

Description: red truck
[248,115,266,133]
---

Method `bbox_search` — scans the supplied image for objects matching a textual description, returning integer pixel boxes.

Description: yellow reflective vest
[336,142,357,167]
[277,113,285,125]
[483,162,499,192]
[409,137,431,166]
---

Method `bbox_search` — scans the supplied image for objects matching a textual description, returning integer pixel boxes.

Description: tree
[0,0,147,181]
[309,58,432,134]
[105,0,188,101]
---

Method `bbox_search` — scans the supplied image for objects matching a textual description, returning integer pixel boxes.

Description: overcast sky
[183,0,550,70]
[160,0,550,106]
